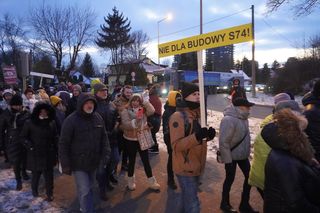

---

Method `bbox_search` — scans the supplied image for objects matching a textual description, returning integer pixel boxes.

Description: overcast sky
[0,0,319,68]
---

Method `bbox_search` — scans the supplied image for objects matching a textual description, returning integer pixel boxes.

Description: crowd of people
[0,79,319,213]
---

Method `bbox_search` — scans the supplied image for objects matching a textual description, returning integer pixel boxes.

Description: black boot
[16,179,22,191]
[45,194,54,202]
[32,190,39,197]
[239,203,259,213]
[22,171,30,180]
[220,202,238,213]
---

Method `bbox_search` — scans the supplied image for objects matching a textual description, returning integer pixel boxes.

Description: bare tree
[29,4,96,72]
[0,13,26,64]
[266,0,320,16]
[123,30,149,62]
[30,4,71,71]
[67,6,96,71]
[309,35,320,59]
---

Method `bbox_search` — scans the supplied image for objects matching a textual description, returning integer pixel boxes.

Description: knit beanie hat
[93,83,108,95]
[3,89,13,96]
[167,91,181,107]
[274,100,301,113]
[312,79,320,97]
[181,82,199,99]
[50,96,62,106]
[72,84,82,92]
[274,93,291,105]
[10,94,23,106]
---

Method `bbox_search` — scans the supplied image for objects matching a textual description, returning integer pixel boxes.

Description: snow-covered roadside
[246,92,303,106]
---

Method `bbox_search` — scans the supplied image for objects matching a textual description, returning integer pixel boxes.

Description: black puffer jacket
[262,122,320,213]
[302,93,320,161]
[95,96,118,145]
[162,103,176,145]
[20,103,58,171]
[59,94,111,172]
[0,108,30,163]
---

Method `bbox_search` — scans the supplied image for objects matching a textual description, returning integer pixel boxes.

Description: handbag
[216,131,249,163]
[137,127,155,151]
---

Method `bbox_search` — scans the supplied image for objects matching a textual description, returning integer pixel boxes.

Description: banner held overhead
[158,23,252,58]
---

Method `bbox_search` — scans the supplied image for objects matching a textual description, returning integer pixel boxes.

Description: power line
[150,7,251,42]
[260,18,294,45]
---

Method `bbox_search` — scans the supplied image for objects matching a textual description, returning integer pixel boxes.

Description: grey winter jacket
[219,105,251,164]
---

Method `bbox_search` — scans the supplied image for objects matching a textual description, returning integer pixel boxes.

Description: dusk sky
[0,0,319,68]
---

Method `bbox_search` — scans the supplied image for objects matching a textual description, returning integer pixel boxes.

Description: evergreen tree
[33,55,54,75]
[96,7,133,83]
[80,53,95,77]
[261,63,270,84]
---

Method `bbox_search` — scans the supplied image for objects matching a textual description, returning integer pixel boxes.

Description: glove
[207,127,216,140]
[142,90,149,103]
[195,127,208,141]
[62,167,71,176]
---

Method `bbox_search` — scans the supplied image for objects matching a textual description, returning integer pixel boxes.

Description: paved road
[207,94,273,119]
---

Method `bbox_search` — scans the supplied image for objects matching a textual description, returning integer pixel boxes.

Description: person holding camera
[169,82,216,213]
[120,92,160,191]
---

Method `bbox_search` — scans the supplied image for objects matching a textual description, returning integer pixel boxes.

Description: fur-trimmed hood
[265,108,314,164]
[31,102,56,124]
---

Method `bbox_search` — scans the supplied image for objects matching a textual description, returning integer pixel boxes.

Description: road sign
[3,66,17,85]
[30,71,54,79]
[158,23,252,58]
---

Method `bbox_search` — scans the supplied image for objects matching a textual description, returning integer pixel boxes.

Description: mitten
[195,127,208,141]
[207,127,216,140]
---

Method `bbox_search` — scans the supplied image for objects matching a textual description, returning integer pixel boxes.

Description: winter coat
[230,86,247,101]
[54,108,65,135]
[113,94,129,113]
[66,95,79,117]
[120,101,155,141]
[149,94,162,116]
[169,107,207,177]
[95,96,118,144]
[0,108,30,164]
[162,103,176,145]
[302,94,320,161]
[20,103,58,171]
[262,109,320,213]
[248,114,273,190]
[59,94,111,172]
[219,105,251,164]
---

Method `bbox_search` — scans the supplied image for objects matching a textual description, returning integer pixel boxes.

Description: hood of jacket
[31,102,55,124]
[302,91,320,106]
[223,105,249,120]
[263,108,314,164]
[76,93,97,114]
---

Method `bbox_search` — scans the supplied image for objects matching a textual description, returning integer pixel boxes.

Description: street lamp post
[157,14,172,70]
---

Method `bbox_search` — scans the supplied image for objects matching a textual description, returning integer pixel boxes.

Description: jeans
[222,159,251,206]
[110,144,120,174]
[32,168,54,196]
[124,138,153,178]
[73,171,95,213]
[118,132,128,167]
[148,115,161,149]
[176,175,200,213]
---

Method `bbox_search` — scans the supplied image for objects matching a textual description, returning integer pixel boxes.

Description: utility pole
[251,5,256,98]
[197,0,206,127]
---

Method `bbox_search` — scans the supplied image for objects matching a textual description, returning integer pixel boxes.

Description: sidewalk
[52,140,263,213]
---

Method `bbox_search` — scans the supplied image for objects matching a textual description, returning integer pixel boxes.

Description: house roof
[230,69,251,80]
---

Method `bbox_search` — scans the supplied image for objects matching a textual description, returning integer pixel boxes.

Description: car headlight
[217,87,220,89]
[161,88,168,94]
[223,86,228,90]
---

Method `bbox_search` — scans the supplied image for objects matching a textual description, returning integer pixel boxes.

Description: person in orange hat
[50,96,66,134]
